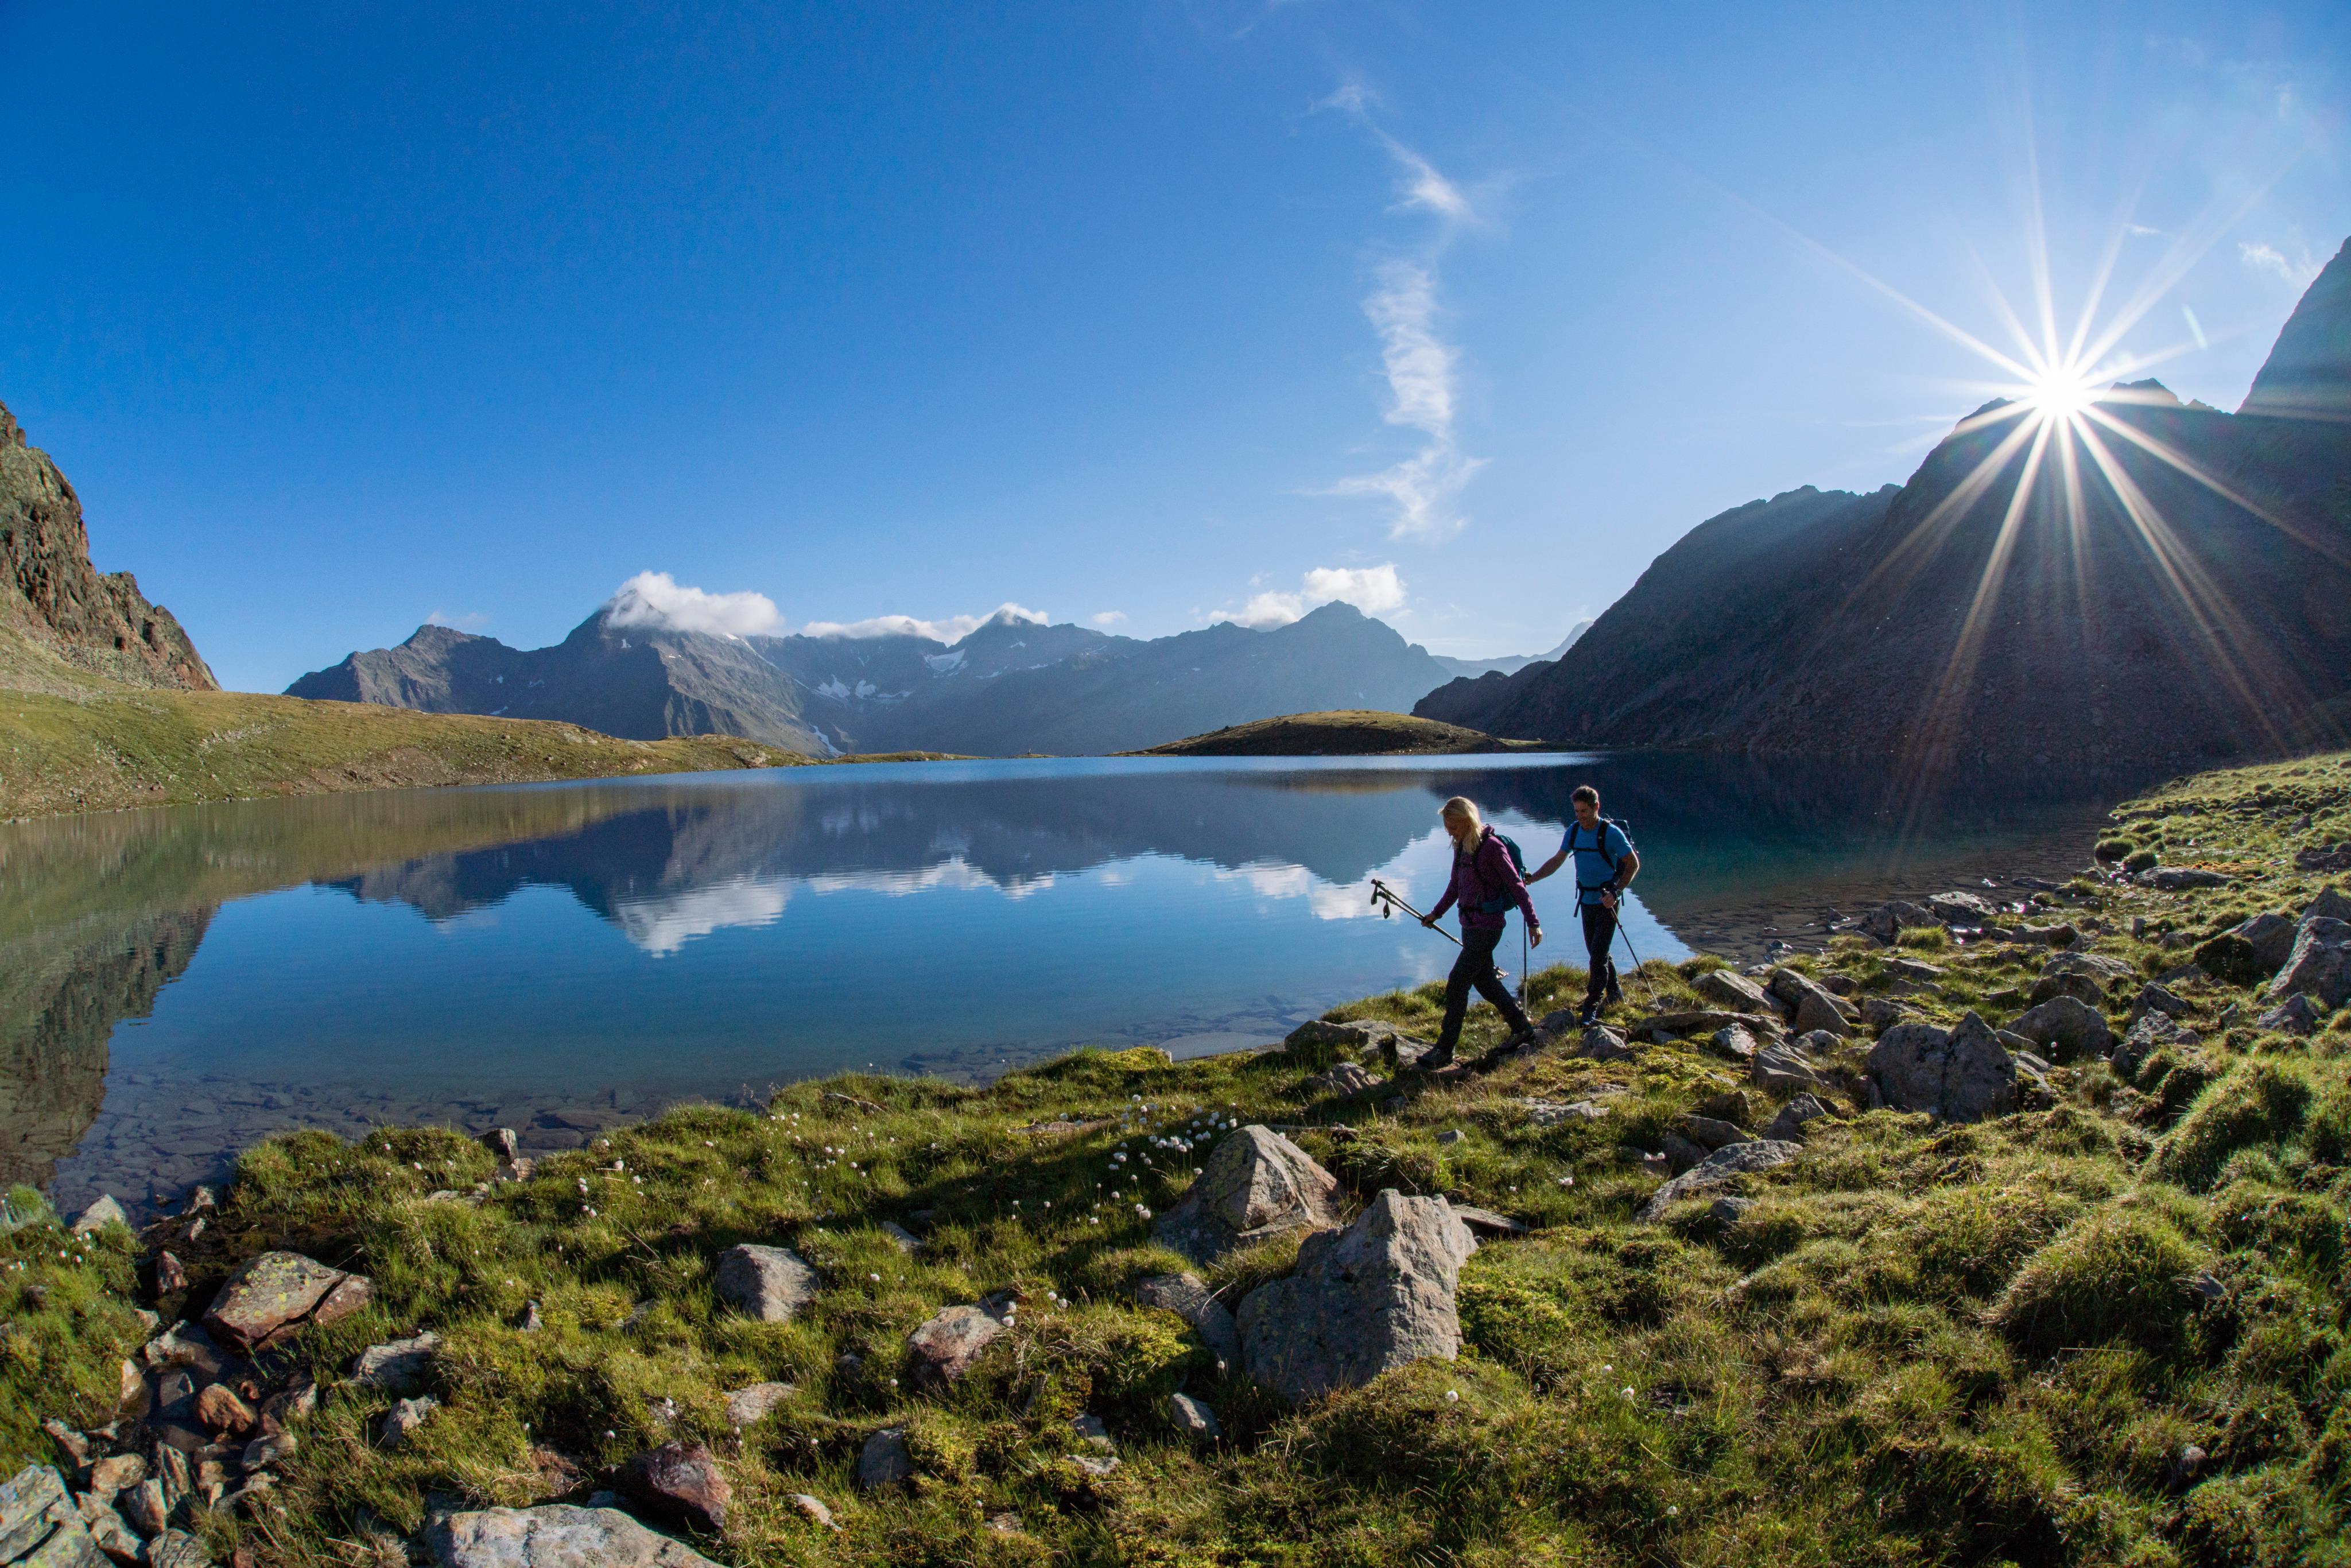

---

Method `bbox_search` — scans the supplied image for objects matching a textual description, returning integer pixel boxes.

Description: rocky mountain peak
[2241,236,2351,421]
[0,397,218,693]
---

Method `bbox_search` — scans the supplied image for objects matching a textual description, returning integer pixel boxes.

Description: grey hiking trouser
[1438,925,1533,1051]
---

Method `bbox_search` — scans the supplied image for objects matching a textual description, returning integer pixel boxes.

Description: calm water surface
[2,752,2146,1213]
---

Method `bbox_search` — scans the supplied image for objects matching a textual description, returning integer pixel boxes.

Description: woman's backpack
[1473,829,1530,913]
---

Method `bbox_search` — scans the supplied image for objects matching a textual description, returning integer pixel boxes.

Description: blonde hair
[1439,796,1484,853]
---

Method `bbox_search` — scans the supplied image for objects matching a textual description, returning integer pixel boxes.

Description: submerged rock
[1236,1190,1477,1405]
[1151,1125,1343,1264]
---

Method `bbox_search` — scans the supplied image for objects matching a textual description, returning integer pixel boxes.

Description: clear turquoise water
[3,752,2133,1212]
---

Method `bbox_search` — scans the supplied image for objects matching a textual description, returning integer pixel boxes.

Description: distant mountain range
[1420,235,2351,773]
[289,602,1574,756]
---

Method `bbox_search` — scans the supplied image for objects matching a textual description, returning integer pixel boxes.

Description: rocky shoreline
[5,750,2349,1566]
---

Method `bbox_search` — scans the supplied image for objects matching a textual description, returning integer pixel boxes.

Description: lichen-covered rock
[1132,1273,1240,1376]
[427,1504,723,1568]
[1635,1140,1803,1221]
[1236,1191,1477,1405]
[1866,1012,2017,1122]
[2,1465,104,1568]
[1151,1125,1342,1264]
[712,1244,818,1324]
[202,1252,348,1352]
[2008,995,2115,1062]
[2267,916,2351,1010]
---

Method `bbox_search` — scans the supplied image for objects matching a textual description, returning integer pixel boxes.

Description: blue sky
[2,1,2344,691]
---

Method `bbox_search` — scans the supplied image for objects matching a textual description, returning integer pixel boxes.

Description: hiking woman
[1418,796,1541,1070]
[1527,783,1640,1024]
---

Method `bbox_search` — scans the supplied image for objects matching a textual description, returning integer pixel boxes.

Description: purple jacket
[1427,828,1539,935]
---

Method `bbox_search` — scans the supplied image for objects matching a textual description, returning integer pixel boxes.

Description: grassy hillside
[7,751,2350,1565]
[1130,709,1537,757]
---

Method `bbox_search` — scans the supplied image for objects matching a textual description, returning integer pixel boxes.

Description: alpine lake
[3,751,2155,1217]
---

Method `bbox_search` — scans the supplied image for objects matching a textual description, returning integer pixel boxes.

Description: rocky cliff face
[1419,239,2351,774]
[0,399,216,692]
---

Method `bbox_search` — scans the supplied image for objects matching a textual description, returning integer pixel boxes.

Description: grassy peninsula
[1130,710,1537,757]
[7,754,2351,1567]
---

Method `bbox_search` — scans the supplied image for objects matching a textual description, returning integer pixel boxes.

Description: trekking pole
[1370,878,1459,946]
[1612,915,1653,1004]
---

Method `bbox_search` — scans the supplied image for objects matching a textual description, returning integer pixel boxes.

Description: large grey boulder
[2007,995,2115,1062]
[2028,971,2107,1007]
[1768,969,1853,1029]
[1752,1035,1836,1093]
[1865,1012,2016,1122]
[428,1505,721,1568]
[1634,1140,1802,1221]
[2303,886,2351,923]
[1925,891,1997,926]
[1132,1274,1240,1376]
[713,1245,818,1323]
[2195,913,2297,985]
[1693,969,1771,1012]
[1152,1126,1343,1264]
[2266,917,2351,1010]
[1235,1191,1476,1405]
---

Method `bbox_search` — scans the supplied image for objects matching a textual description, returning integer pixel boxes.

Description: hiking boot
[1577,1002,1600,1027]
[1417,1046,1456,1073]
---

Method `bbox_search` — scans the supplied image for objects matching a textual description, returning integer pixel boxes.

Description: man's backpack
[1566,817,1628,897]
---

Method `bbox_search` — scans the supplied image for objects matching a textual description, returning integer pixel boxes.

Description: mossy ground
[7,755,2351,1565]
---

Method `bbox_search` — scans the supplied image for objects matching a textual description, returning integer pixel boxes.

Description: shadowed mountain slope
[1419,238,2351,773]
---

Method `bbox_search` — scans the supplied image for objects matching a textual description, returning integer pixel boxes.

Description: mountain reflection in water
[1,752,2152,1213]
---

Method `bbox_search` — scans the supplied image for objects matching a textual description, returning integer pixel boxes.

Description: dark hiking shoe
[1417,1046,1457,1073]
[1578,1002,1600,1027]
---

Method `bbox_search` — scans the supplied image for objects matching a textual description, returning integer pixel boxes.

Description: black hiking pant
[1581,902,1620,1006]
[1436,925,1534,1053]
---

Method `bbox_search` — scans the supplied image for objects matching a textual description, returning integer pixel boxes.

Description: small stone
[1708,1196,1756,1225]
[905,1300,1014,1392]
[242,1433,296,1469]
[2008,995,2115,1063]
[147,1531,210,1568]
[1131,1273,1240,1376]
[40,1420,91,1468]
[1693,969,1771,1011]
[117,1361,146,1418]
[79,1497,143,1565]
[1522,1098,1611,1124]
[1709,1024,1758,1059]
[786,1494,835,1528]
[1659,1133,1709,1175]
[120,1480,170,1536]
[2171,1444,2208,1491]
[619,1441,730,1533]
[383,1397,438,1449]
[722,1383,795,1427]
[712,1245,819,1323]
[1867,1013,2017,1121]
[1576,1026,1635,1061]
[1069,1414,1114,1452]
[984,1512,1023,1535]
[1762,1092,1835,1143]
[1751,1038,1834,1093]
[2257,993,2325,1035]
[1168,1392,1220,1438]
[519,1301,543,1333]
[1792,989,1850,1037]
[856,1429,913,1490]
[1449,1206,1529,1236]
[1436,1129,1465,1145]
[878,1221,923,1255]
[156,1253,187,1293]
[87,1456,146,1500]
[1070,1454,1121,1478]
[309,1274,376,1328]
[482,1128,521,1164]
[258,1374,317,1434]
[194,1384,256,1435]
[71,1197,130,1235]
[350,1332,441,1394]
[1635,1140,1803,1222]
[1678,1114,1750,1150]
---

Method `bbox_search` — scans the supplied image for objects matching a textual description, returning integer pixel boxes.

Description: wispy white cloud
[1223,563,1405,628]
[1089,610,1127,626]
[604,572,783,639]
[1311,90,1487,544]
[2240,240,2320,288]
[802,603,1046,643]
[424,609,490,631]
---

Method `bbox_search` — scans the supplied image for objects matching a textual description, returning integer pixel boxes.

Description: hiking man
[1417,795,1542,1071]
[1527,784,1639,1024]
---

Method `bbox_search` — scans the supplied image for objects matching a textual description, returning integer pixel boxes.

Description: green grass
[9,753,2351,1565]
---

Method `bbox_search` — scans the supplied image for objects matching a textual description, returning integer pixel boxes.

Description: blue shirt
[1559,820,1634,906]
